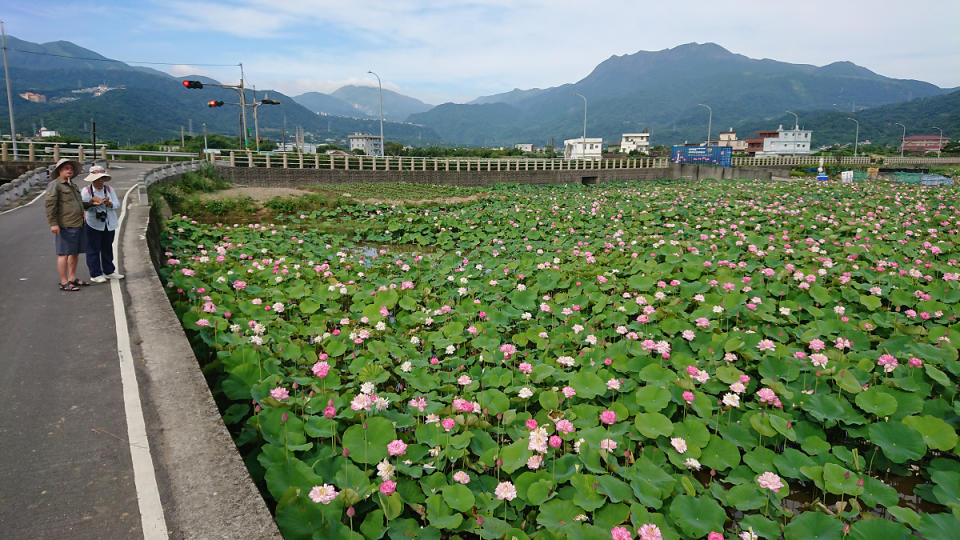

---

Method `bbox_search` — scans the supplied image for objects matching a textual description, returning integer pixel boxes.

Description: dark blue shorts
[55,226,82,255]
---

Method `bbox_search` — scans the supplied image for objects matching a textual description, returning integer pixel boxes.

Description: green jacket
[45,178,89,228]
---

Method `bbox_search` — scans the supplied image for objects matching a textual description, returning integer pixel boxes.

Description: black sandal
[69,279,91,287]
[59,282,81,291]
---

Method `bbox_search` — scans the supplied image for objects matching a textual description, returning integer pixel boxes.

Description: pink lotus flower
[682,391,695,404]
[756,339,776,352]
[670,437,687,454]
[409,396,427,412]
[555,419,575,433]
[638,523,663,540]
[549,435,562,448]
[453,471,470,484]
[308,484,338,504]
[311,361,330,378]
[441,418,456,431]
[387,439,407,456]
[757,471,784,492]
[270,387,289,400]
[379,480,396,495]
[600,410,617,425]
[518,362,533,374]
[707,532,724,540]
[494,481,517,501]
[323,405,336,418]
[611,526,633,540]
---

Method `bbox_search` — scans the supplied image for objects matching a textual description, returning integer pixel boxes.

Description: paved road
[0,162,157,539]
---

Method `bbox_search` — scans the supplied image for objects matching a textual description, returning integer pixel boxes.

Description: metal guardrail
[1,142,198,163]
[216,152,670,171]
[5,142,958,170]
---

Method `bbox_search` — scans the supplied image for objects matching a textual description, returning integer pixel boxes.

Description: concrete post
[359,156,364,171]
[28,143,35,161]
[314,154,319,168]
[101,146,107,162]
[497,160,501,172]
[282,153,288,168]
[77,144,84,163]
[329,155,334,170]
[265,154,271,168]
[1,142,7,161]
[299,153,303,169]
[456,159,460,172]
[434,159,438,171]
[247,151,253,167]
[229,151,236,167]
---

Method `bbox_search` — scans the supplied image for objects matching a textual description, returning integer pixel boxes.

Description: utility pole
[91,119,96,161]
[1,20,18,159]
[239,63,248,149]
[181,125,185,149]
[575,93,587,159]
[202,122,207,154]
[698,103,712,145]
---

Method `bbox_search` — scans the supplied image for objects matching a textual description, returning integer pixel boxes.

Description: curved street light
[847,118,859,158]
[895,122,906,158]
[785,110,799,130]
[697,103,712,145]
[575,92,587,159]
[932,126,943,159]
[368,71,384,157]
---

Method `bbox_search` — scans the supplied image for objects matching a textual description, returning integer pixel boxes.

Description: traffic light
[208,100,224,107]
[182,80,203,89]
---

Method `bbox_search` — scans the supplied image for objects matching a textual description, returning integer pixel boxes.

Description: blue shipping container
[670,145,732,168]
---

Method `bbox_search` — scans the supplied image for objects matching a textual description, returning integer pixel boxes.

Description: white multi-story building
[514,143,534,153]
[716,129,748,152]
[348,132,383,156]
[756,124,812,156]
[563,137,603,160]
[619,132,650,154]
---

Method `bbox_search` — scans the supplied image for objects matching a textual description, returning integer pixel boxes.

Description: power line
[9,48,238,67]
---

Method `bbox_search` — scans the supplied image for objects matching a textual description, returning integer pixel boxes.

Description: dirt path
[195,187,312,201]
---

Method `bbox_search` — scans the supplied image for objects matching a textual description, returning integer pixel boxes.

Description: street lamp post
[785,110,799,130]
[1,20,18,159]
[251,94,280,152]
[575,93,587,159]
[932,126,943,159]
[895,122,906,158]
[368,71,384,157]
[697,103,712,145]
[847,118,859,158]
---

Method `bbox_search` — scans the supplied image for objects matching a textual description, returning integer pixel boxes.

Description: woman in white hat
[45,157,88,291]
[81,165,124,283]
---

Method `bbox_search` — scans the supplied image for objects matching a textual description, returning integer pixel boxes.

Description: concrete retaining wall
[125,163,281,539]
[215,163,781,187]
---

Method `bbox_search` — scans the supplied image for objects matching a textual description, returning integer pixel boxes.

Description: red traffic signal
[208,100,224,107]
[183,80,203,89]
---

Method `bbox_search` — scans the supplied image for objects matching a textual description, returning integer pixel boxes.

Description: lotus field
[159,179,960,540]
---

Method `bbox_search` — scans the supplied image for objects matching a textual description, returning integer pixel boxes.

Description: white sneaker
[105,272,125,280]
[90,275,108,283]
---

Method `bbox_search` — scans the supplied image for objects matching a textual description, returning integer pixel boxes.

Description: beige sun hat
[50,157,82,180]
[83,164,111,183]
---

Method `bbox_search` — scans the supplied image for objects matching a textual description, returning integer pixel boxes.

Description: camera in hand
[95,208,107,221]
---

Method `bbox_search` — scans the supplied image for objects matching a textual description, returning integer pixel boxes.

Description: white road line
[114,182,169,540]
[0,189,46,216]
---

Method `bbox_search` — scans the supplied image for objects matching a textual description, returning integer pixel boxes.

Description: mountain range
[293,86,433,121]
[0,37,956,149]
[0,36,440,146]
[409,42,956,147]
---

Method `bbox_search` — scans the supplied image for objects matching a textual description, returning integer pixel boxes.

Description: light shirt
[81,183,120,231]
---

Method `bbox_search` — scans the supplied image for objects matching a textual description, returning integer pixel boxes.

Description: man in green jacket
[45,158,92,291]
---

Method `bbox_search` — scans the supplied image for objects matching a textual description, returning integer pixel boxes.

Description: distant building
[280,142,319,154]
[619,132,650,155]
[716,128,747,152]
[745,130,779,155]
[348,133,383,156]
[902,134,950,154]
[514,143,534,153]
[753,125,812,157]
[563,137,603,160]
[19,91,46,103]
[38,126,60,138]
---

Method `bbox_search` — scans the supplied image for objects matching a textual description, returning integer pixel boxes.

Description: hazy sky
[6,1,960,104]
